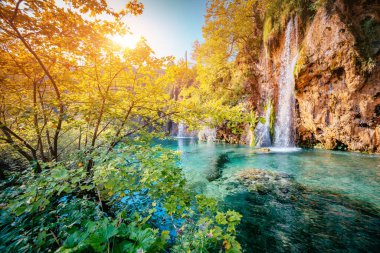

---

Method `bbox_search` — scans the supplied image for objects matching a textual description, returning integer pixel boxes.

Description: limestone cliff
[254,0,380,153]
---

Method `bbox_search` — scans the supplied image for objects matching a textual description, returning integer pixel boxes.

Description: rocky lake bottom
[164,138,380,252]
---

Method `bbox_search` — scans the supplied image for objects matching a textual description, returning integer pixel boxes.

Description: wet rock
[206,153,230,182]
[248,1,380,153]
[254,148,271,153]
[235,169,303,201]
[294,5,380,153]
[279,187,289,194]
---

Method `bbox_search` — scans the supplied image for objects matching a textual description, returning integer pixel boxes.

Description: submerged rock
[229,168,380,252]
[235,169,303,201]
[206,153,230,182]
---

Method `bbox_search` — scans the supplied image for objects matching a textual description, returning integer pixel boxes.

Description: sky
[110,0,207,61]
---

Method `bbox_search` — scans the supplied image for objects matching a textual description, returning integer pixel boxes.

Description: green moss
[309,0,335,12]
[262,0,317,47]
[362,17,377,42]
[249,129,256,147]
[293,47,306,77]
[356,17,378,74]
[349,9,379,70]
[263,16,273,45]
[269,100,275,142]
[248,111,258,147]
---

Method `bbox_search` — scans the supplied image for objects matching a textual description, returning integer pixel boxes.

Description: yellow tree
[0,0,145,170]
[197,0,263,102]
[71,38,177,152]
[159,54,249,135]
[169,0,265,139]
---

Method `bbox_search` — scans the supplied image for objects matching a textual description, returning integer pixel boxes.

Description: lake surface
[164,138,380,253]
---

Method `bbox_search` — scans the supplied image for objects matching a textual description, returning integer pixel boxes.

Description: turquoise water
[165,138,380,252]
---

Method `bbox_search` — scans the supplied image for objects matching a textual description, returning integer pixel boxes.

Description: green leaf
[51,168,69,180]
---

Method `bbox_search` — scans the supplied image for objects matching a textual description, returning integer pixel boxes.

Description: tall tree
[0,0,179,170]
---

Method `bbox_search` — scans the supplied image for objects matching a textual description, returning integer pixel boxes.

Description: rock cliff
[254,0,380,153]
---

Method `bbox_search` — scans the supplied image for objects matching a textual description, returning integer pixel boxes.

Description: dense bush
[0,138,242,252]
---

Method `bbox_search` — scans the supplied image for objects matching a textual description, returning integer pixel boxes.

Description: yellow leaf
[223,240,231,250]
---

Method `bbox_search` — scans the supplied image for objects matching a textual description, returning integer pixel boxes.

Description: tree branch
[109,111,178,150]
[10,0,24,22]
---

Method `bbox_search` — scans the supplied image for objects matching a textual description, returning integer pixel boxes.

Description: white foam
[267,147,302,153]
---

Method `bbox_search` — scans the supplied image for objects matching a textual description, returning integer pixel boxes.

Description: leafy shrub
[0,139,242,252]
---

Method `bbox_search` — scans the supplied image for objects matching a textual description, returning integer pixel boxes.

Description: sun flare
[110,33,140,48]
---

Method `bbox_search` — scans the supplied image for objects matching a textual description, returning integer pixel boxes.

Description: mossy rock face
[235,169,303,202]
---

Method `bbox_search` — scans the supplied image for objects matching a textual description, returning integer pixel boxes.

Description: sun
[110,33,140,49]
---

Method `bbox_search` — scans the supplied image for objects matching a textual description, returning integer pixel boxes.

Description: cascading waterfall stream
[274,18,298,147]
[177,122,185,138]
[177,122,197,139]
[254,101,272,147]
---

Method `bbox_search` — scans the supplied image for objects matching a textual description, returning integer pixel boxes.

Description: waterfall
[177,122,185,138]
[176,122,196,138]
[255,101,272,147]
[198,126,216,142]
[274,18,298,147]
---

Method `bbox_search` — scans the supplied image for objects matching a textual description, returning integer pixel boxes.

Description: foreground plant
[0,139,242,252]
